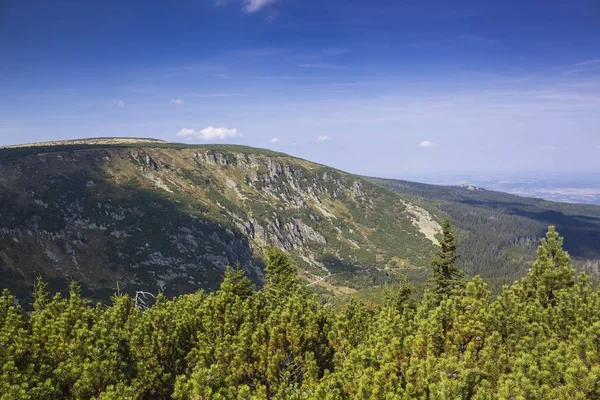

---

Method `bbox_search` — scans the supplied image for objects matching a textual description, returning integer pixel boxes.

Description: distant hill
[0,140,440,301]
[0,137,169,149]
[368,177,600,290]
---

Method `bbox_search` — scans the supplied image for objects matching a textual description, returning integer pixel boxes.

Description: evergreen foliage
[2,227,600,399]
[265,247,299,292]
[431,220,465,302]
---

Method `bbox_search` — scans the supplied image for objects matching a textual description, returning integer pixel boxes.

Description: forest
[371,177,600,290]
[2,223,600,399]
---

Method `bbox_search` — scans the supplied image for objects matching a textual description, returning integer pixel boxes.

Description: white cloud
[541,145,556,150]
[244,0,277,13]
[117,100,125,108]
[171,99,184,105]
[419,140,436,148]
[177,126,240,141]
[215,0,276,12]
[317,134,331,141]
[270,137,280,143]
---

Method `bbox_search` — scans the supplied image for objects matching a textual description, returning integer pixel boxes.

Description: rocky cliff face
[0,142,440,300]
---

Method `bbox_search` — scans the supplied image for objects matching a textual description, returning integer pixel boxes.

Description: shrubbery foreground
[2,224,600,399]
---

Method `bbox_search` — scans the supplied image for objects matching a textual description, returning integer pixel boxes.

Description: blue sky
[1,0,599,176]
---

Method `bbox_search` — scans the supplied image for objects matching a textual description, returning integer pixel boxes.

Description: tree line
[1,223,600,399]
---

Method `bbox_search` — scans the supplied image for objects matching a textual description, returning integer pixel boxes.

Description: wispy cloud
[171,99,184,105]
[49,115,89,119]
[190,93,244,98]
[117,100,126,108]
[45,88,77,93]
[270,137,280,143]
[534,92,600,102]
[265,13,278,23]
[244,0,277,13]
[567,59,600,68]
[225,48,283,57]
[297,63,347,69]
[419,140,437,148]
[317,134,331,141]
[292,48,350,62]
[217,0,276,13]
[561,58,600,75]
[323,48,350,56]
[177,127,241,141]
[455,34,497,45]
[541,145,556,150]
[208,73,234,79]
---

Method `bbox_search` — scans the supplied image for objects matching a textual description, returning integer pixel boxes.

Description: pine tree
[220,267,254,299]
[383,275,413,312]
[265,247,298,292]
[431,219,464,302]
[3,224,600,398]
[524,225,575,306]
[33,276,49,312]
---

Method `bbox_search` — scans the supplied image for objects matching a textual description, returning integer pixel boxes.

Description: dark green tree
[524,225,575,306]
[220,267,255,299]
[430,219,464,302]
[264,247,298,291]
[383,275,413,312]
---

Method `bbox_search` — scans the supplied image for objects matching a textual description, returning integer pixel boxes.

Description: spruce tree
[264,247,298,291]
[220,267,254,299]
[431,219,464,301]
[33,276,49,312]
[383,275,413,312]
[525,225,575,306]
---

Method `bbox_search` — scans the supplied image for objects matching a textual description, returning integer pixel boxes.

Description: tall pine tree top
[265,247,298,291]
[524,225,575,306]
[430,219,464,301]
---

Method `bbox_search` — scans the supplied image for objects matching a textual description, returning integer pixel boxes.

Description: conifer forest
[2,224,599,399]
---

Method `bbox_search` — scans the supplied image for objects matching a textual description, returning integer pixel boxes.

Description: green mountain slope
[369,177,600,290]
[0,140,440,300]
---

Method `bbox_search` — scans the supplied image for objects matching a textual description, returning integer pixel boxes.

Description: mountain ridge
[0,140,440,301]
[2,138,600,302]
